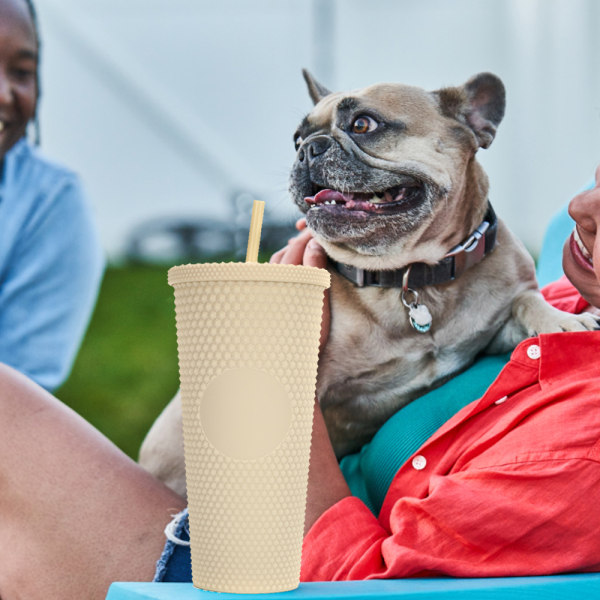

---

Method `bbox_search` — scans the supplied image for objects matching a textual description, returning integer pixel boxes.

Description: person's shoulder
[3,140,95,235]
[8,138,81,191]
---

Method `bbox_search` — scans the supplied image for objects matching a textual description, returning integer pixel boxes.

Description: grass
[55,253,273,460]
[56,264,181,459]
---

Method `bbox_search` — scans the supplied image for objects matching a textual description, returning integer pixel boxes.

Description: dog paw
[527,310,600,335]
[556,311,600,333]
[490,294,599,353]
[511,290,600,337]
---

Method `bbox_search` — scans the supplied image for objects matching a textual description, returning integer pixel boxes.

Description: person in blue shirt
[0,0,104,391]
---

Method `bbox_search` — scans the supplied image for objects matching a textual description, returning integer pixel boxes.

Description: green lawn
[56,264,182,459]
[55,253,274,460]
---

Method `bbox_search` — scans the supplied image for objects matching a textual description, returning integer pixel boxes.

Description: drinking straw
[245,200,265,262]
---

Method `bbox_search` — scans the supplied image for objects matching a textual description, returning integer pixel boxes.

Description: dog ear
[302,69,332,104]
[436,73,506,149]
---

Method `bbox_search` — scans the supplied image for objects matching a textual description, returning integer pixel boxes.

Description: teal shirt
[340,353,511,515]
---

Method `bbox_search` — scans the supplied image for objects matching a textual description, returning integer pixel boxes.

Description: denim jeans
[153,508,192,582]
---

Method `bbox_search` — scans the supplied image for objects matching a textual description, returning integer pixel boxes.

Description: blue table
[107,574,600,599]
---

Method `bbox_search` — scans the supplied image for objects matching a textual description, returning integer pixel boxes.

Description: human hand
[270,219,331,353]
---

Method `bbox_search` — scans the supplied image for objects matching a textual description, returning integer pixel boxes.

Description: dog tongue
[306,189,348,205]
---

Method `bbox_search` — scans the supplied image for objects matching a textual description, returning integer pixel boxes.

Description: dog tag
[408,303,432,333]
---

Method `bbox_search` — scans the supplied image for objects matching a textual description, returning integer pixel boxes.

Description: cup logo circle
[199,367,292,459]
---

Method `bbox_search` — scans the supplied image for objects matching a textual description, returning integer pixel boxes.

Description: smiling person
[0,0,104,391]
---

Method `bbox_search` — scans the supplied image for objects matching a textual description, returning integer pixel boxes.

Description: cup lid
[168,262,330,288]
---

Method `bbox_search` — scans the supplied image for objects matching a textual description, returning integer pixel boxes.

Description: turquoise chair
[536,204,572,287]
[107,574,600,599]
[107,198,600,599]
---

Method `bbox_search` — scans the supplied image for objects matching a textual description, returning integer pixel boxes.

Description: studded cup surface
[169,262,329,593]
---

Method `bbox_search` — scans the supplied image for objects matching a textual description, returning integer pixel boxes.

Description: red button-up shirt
[301,279,600,580]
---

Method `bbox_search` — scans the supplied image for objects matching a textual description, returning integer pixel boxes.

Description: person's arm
[269,221,351,532]
[304,398,351,535]
[0,175,105,390]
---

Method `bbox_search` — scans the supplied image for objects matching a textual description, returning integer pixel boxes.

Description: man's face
[0,0,38,159]
[562,165,600,309]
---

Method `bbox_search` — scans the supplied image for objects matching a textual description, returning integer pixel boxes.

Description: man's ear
[302,69,332,105]
[435,72,506,149]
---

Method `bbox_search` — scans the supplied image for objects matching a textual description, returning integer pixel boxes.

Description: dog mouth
[304,184,424,214]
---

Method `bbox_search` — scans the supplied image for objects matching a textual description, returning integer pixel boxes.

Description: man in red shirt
[272,168,600,581]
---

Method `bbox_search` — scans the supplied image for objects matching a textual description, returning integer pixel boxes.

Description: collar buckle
[355,268,365,287]
[448,220,489,279]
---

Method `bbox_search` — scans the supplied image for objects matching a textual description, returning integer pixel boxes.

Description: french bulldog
[139,71,597,496]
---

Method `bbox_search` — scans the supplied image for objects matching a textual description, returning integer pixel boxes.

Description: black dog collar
[331,203,498,289]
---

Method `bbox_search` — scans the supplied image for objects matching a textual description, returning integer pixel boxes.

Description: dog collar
[330,203,498,289]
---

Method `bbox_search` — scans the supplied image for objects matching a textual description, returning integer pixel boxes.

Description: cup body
[168,262,330,593]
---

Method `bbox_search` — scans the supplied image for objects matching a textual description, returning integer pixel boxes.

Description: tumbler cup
[168,261,330,593]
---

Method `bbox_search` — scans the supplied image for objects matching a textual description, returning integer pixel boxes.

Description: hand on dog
[270,219,331,354]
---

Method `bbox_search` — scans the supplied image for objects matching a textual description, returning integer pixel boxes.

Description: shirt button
[527,344,541,360]
[494,395,508,405]
[412,455,427,470]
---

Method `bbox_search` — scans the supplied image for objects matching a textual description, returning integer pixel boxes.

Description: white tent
[36,0,600,260]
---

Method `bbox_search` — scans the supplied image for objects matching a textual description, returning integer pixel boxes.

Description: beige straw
[245,200,265,262]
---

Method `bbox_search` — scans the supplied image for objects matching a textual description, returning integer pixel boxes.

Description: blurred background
[35,0,600,456]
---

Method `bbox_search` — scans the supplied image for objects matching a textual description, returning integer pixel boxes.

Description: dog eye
[352,115,378,134]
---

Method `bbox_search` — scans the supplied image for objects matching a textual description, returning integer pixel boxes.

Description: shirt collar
[538,330,600,386]
[473,330,600,413]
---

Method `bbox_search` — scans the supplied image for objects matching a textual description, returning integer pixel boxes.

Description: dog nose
[299,136,331,163]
